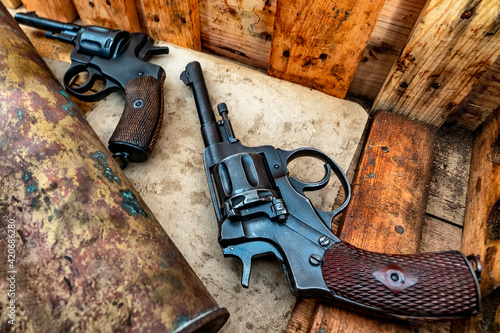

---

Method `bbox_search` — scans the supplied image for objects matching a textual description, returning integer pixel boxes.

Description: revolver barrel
[181,61,223,147]
[14,12,80,34]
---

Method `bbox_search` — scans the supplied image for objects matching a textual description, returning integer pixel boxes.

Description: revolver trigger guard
[64,65,121,102]
[277,147,352,226]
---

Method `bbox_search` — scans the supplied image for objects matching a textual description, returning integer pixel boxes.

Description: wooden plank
[347,0,427,100]
[199,0,276,70]
[420,216,463,253]
[426,127,474,226]
[449,56,500,130]
[285,299,316,333]
[451,107,500,333]
[298,111,445,332]
[21,0,77,22]
[71,0,141,32]
[372,0,500,127]
[1,0,21,9]
[268,0,387,99]
[136,0,201,50]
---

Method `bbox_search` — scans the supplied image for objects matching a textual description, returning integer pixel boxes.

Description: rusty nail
[460,10,473,20]
[400,82,408,89]
[382,146,390,153]
[431,82,441,89]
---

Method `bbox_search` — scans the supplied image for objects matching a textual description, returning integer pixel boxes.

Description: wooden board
[268,0,387,99]
[426,127,474,226]
[347,0,427,100]
[136,0,201,50]
[286,111,446,332]
[450,56,500,130]
[1,0,21,9]
[71,0,141,32]
[199,0,276,70]
[451,108,500,332]
[420,216,463,253]
[21,0,77,22]
[372,0,500,127]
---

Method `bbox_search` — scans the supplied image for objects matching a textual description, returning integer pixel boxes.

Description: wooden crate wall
[12,0,500,130]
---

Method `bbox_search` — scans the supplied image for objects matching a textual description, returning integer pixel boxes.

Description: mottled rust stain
[0,5,228,332]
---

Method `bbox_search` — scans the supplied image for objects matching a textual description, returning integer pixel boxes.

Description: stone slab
[44,43,368,333]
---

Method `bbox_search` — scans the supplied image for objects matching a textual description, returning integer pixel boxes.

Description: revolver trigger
[223,242,284,288]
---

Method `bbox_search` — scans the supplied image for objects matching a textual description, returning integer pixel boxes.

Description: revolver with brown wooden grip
[15,12,168,169]
[181,61,482,321]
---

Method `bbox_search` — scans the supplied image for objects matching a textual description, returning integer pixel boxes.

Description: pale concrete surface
[44,43,368,333]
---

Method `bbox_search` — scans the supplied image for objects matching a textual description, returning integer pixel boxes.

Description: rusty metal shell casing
[0,4,228,332]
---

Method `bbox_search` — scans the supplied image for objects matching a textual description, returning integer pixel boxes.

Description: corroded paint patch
[92,151,121,184]
[120,189,148,217]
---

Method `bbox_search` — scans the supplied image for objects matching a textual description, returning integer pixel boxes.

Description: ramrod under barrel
[0,4,228,332]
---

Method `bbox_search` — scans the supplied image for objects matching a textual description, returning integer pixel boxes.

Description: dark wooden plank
[268,0,387,99]
[451,107,500,333]
[426,127,474,226]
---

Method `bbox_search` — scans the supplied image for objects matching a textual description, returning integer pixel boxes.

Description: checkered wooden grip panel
[321,241,480,318]
[109,73,165,157]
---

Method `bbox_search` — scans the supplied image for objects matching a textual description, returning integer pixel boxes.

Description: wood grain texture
[450,56,500,130]
[348,0,427,100]
[372,0,500,127]
[72,0,141,32]
[451,108,500,333]
[1,0,21,9]
[268,0,386,98]
[420,216,463,253]
[21,0,77,22]
[294,111,445,332]
[426,127,474,226]
[136,0,201,50]
[199,0,276,69]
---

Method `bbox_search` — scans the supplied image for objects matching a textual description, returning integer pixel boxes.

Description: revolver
[15,12,169,168]
[181,61,481,320]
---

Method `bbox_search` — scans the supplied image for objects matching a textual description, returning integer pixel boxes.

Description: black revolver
[15,12,169,168]
[181,61,482,321]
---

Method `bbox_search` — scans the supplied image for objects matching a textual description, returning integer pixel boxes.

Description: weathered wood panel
[199,0,276,69]
[21,0,77,22]
[136,0,201,50]
[451,108,500,333]
[348,0,427,100]
[268,0,387,98]
[71,0,141,32]
[420,216,463,253]
[450,56,500,130]
[426,127,474,226]
[372,0,500,127]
